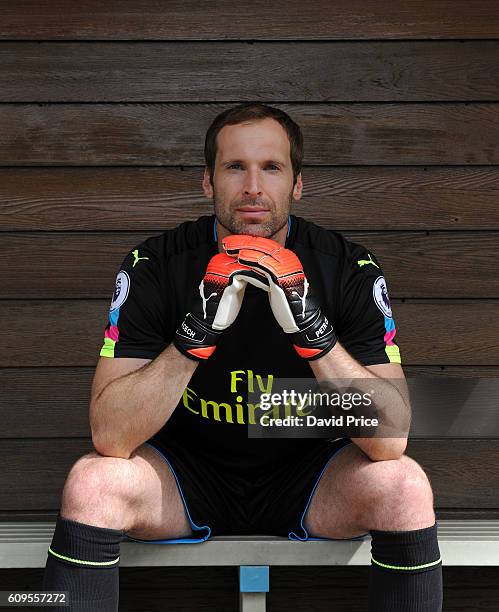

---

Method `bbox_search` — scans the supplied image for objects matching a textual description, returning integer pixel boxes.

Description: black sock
[368,522,443,612]
[42,513,125,612]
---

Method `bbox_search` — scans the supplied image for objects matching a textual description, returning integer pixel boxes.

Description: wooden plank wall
[0,2,498,610]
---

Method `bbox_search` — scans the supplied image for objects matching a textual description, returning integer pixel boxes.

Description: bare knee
[389,455,434,505]
[61,451,138,530]
[361,455,435,530]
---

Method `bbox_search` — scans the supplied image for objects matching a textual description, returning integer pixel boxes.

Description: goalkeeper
[43,103,442,612]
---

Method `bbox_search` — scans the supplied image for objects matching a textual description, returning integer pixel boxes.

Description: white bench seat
[1,520,498,568]
[1,520,498,611]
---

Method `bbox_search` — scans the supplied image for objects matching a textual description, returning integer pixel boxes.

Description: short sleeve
[335,242,402,366]
[99,242,169,359]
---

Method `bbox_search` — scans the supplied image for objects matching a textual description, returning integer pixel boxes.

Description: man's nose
[243,170,263,198]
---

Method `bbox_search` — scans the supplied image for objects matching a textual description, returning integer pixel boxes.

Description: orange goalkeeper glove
[223,235,337,360]
[174,251,268,361]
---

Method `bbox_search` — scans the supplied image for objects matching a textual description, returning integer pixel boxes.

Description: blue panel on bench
[239,566,269,592]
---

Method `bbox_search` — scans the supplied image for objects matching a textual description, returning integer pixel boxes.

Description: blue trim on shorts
[288,439,371,542]
[123,441,212,545]
[287,215,291,237]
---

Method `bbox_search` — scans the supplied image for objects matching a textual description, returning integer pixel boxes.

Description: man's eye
[227,164,279,171]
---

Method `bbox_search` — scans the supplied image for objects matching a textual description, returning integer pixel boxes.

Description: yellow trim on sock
[48,546,120,566]
[372,556,441,571]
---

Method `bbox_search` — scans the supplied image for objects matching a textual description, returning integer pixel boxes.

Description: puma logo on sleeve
[357,253,380,269]
[132,249,150,267]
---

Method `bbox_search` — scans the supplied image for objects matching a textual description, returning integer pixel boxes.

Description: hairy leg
[61,444,192,539]
[305,443,435,537]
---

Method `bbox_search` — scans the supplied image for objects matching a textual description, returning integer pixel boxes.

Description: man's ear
[293,172,303,200]
[203,167,214,199]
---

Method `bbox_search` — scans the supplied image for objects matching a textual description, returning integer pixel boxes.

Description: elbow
[367,438,408,462]
[91,433,132,460]
[90,408,132,460]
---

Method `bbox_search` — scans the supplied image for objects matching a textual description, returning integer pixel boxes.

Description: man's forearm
[90,344,197,459]
[309,341,411,461]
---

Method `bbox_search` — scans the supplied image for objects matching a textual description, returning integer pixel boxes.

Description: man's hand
[223,235,337,360]
[174,252,268,361]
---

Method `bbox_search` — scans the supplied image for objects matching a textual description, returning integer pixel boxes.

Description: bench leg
[239,566,269,612]
[240,592,267,612]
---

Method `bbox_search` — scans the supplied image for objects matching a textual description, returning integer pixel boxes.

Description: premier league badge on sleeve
[110,270,130,311]
[373,276,392,318]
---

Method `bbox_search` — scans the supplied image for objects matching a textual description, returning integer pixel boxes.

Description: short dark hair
[204,103,304,186]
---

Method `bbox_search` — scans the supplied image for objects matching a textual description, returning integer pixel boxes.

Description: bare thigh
[304,443,373,539]
[304,442,435,537]
[124,444,193,540]
[62,443,193,540]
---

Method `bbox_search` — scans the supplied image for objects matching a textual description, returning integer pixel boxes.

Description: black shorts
[124,436,370,545]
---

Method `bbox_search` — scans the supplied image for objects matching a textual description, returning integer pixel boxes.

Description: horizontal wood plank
[268,586,498,612]
[0,508,499,520]
[1,567,498,612]
[1,1,498,40]
[3,507,499,522]
[4,565,497,592]
[3,565,499,593]
[2,167,499,231]
[1,300,498,367]
[402,366,499,378]
[432,508,499,520]
[3,565,499,591]
[395,302,499,365]
[1,104,498,166]
[0,368,93,438]
[0,439,496,510]
[2,231,498,299]
[3,366,498,438]
[1,41,498,102]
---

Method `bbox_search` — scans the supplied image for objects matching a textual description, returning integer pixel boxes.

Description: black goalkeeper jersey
[100,214,401,472]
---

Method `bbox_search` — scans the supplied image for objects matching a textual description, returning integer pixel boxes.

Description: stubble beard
[213,187,293,239]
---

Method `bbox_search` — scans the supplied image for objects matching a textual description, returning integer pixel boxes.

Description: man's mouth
[236,207,269,215]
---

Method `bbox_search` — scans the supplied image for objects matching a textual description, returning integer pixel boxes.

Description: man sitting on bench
[43,102,442,611]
